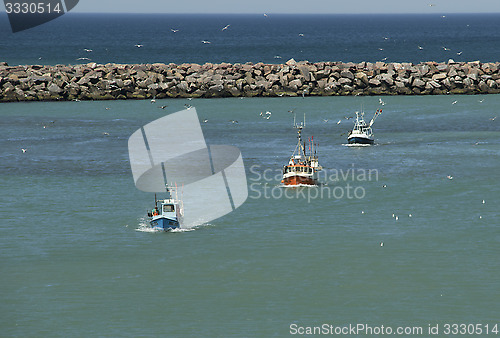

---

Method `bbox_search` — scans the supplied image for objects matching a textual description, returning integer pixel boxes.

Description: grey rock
[368,78,382,86]
[338,78,352,85]
[48,83,63,94]
[432,73,447,81]
[412,78,426,88]
[429,80,441,88]
[289,79,302,88]
[340,70,354,80]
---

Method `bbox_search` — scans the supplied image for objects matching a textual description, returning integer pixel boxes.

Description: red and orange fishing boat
[281,116,322,186]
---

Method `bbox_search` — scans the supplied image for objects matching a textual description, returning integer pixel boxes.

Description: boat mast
[295,113,305,158]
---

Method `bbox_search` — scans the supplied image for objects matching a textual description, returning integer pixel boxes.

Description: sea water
[2,12,500,338]
[1,13,500,66]
[1,94,499,336]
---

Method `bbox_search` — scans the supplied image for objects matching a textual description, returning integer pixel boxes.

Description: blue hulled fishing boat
[148,187,183,231]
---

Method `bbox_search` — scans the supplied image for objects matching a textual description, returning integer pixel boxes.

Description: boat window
[163,204,174,212]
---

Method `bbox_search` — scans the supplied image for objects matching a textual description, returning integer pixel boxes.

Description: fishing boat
[147,186,183,231]
[347,109,381,145]
[281,115,322,186]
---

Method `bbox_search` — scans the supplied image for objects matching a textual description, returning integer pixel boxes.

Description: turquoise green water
[1,95,499,337]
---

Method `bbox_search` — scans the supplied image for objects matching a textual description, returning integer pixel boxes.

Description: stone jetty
[1,59,500,102]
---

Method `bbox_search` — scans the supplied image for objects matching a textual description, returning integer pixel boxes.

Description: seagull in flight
[135,44,143,48]
[337,120,341,124]
[379,98,386,106]
[83,48,92,52]
[418,46,424,50]
[452,100,457,105]
[298,33,304,37]
[201,40,211,44]
[263,13,268,17]
[456,51,463,55]
[490,116,497,121]
[76,57,91,61]
[21,148,27,153]
[442,46,450,51]
[222,25,230,31]
[158,105,167,109]
[261,111,272,119]
[171,29,179,33]
[323,119,329,123]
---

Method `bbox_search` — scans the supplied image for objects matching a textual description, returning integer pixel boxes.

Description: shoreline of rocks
[1,59,500,102]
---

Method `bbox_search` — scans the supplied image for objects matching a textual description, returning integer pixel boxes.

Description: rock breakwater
[1,59,500,102]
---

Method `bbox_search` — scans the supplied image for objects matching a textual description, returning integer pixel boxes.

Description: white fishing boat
[347,109,382,145]
[147,186,183,231]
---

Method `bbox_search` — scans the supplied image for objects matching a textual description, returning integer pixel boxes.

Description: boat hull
[150,217,180,231]
[282,174,316,186]
[348,136,374,145]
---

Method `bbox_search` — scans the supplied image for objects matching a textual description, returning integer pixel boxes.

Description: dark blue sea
[1,13,500,65]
